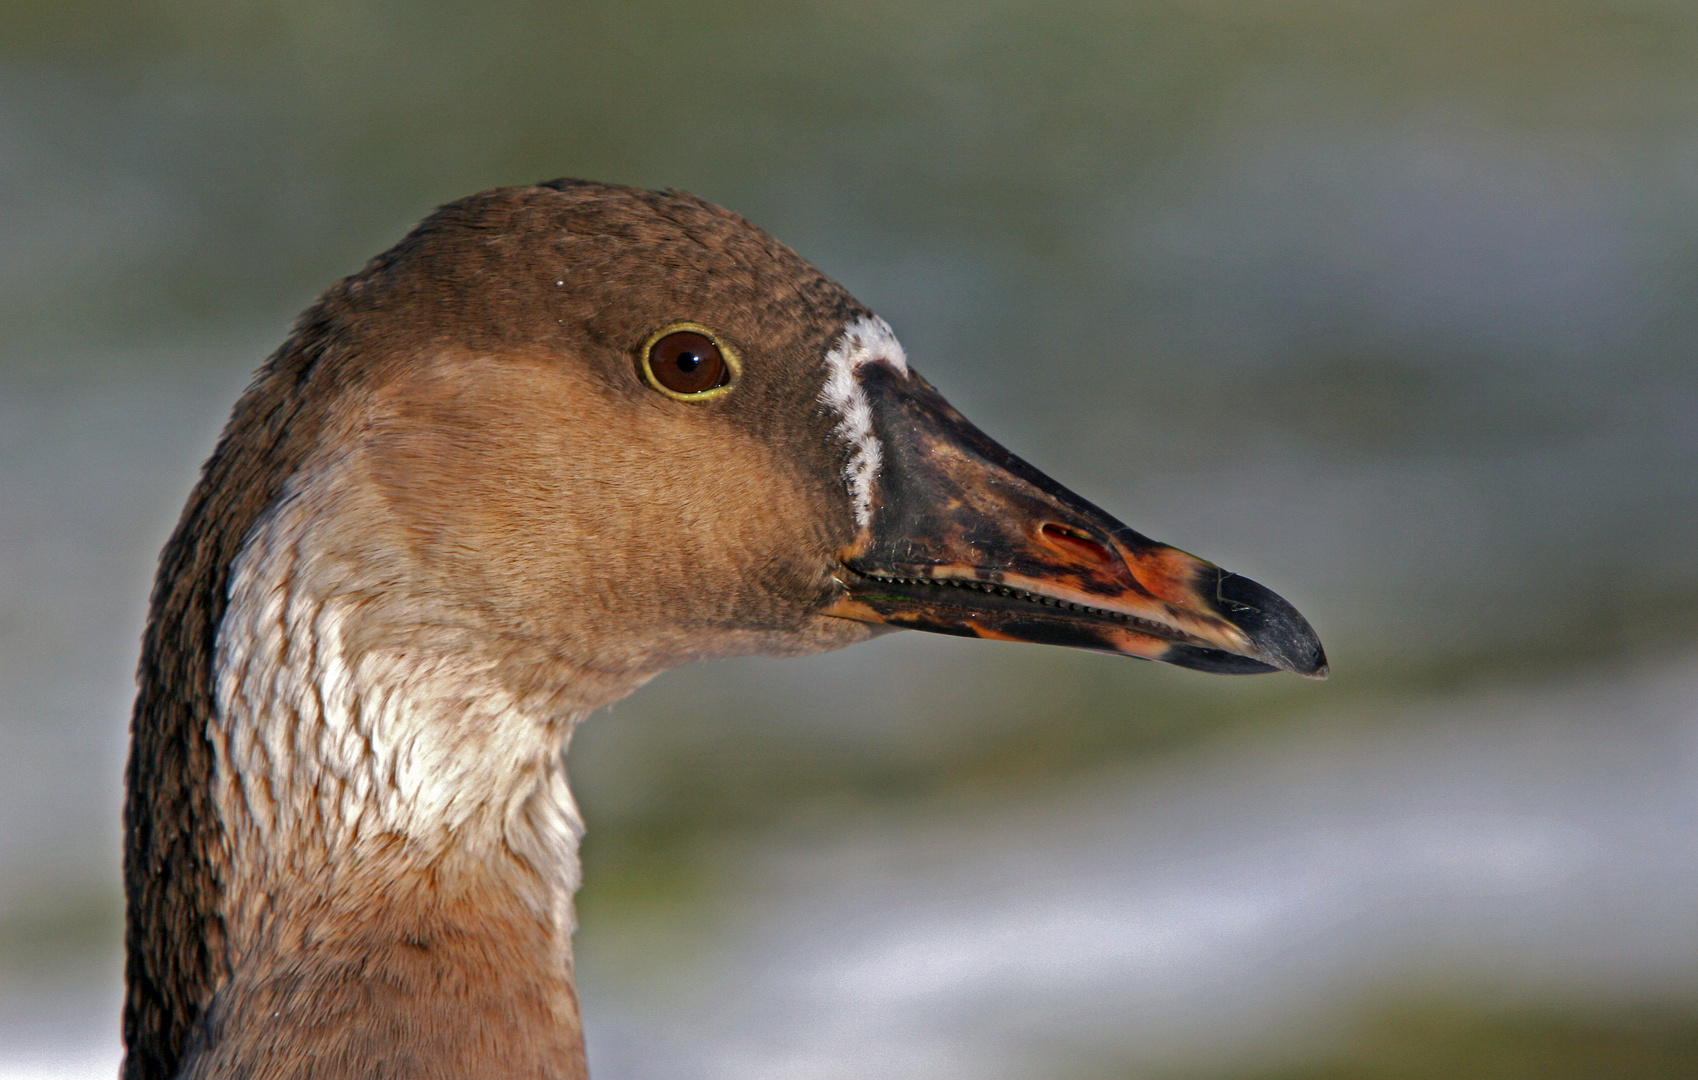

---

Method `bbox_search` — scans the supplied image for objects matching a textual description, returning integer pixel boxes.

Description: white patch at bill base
[820,316,908,530]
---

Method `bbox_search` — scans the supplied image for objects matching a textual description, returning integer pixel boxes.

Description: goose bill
[823,364,1328,679]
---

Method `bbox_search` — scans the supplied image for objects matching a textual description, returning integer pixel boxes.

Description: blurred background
[4,1,1697,1077]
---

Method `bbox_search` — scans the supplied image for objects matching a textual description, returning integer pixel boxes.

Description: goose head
[125,179,1324,1080]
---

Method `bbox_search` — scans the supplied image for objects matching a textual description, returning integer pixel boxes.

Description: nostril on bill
[1040,523,1115,568]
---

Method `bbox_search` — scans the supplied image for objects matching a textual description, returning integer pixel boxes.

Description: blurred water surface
[3,2,1697,1077]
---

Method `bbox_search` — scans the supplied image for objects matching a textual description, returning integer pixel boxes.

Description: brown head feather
[127,180,883,1080]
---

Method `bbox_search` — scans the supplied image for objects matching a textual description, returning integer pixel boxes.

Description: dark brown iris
[646,330,729,395]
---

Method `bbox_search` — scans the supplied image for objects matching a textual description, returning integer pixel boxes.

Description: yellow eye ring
[639,322,742,401]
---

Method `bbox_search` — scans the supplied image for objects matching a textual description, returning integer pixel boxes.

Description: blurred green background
[4,2,1698,1077]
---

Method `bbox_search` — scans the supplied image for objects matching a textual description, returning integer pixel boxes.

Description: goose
[124,179,1326,1080]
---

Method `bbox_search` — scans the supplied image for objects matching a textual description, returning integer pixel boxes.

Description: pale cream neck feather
[210,456,601,960]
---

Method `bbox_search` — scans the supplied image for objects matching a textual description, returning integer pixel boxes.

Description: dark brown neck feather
[126,180,509,1077]
[124,305,344,1080]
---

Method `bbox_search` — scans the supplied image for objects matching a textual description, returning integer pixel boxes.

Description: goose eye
[644,329,734,398]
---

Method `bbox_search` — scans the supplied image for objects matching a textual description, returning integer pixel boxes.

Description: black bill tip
[1208,570,1330,679]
